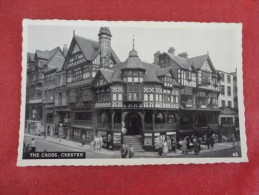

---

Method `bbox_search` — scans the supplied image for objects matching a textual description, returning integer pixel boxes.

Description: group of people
[156,134,218,156]
[156,136,177,157]
[121,143,134,158]
[89,135,103,152]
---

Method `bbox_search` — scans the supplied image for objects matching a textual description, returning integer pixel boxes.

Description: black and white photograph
[18,20,247,166]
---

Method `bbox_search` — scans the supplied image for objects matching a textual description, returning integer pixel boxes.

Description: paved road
[24,137,111,158]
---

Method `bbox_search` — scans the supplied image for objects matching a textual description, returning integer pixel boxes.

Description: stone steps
[124,135,144,152]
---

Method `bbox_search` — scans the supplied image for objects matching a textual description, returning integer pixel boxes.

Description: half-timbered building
[92,45,181,150]
[57,27,121,143]
[26,47,65,135]
[156,51,221,139]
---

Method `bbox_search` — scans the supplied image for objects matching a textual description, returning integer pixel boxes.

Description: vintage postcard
[17,20,247,166]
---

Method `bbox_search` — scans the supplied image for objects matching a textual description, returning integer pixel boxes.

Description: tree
[168,47,176,54]
[178,52,188,58]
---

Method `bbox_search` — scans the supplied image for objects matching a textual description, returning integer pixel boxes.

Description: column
[111,110,115,131]
[152,111,155,145]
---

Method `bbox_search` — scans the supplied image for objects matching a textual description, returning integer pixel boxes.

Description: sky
[26,21,241,73]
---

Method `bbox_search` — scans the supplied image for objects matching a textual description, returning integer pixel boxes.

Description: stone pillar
[111,110,115,131]
[92,111,97,138]
[152,111,156,145]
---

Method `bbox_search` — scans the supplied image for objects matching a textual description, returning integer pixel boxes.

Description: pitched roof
[99,69,113,83]
[142,62,162,83]
[73,35,120,63]
[74,35,100,61]
[27,52,35,61]
[155,67,171,77]
[167,52,191,69]
[188,54,209,70]
[35,47,59,60]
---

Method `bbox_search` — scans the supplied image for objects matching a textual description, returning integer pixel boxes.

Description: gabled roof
[155,67,171,77]
[35,47,59,60]
[142,62,162,83]
[43,47,65,71]
[167,52,191,70]
[74,35,100,61]
[73,35,121,63]
[99,69,113,83]
[27,52,35,61]
[188,54,208,70]
[166,52,217,73]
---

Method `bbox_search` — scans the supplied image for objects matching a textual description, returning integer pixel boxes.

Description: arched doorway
[124,112,142,135]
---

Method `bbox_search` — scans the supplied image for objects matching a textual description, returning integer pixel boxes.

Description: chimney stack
[63,44,68,56]
[168,46,176,54]
[153,51,161,63]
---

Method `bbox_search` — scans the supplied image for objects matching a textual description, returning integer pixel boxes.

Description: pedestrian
[181,138,188,154]
[159,138,163,156]
[167,136,172,153]
[82,134,86,146]
[109,135,113,151]
[207,136,211,149]
[107,134,112,149]
[128,145,134,158]
[193,138,200,155]
[210,134,215,149]
[171,137,176,153]
[99,135,103,151]
[90,141,94,151]
[94,136,100,152]
[59,131,62,143]
[121,143,128,158]
[162,140,168,157]
[31,138,36,152]
[231,133,236,147]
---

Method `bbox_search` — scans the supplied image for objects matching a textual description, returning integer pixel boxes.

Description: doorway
[124,112,142,135]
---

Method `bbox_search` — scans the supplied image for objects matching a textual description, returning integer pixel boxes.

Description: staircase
[124,135,144,152]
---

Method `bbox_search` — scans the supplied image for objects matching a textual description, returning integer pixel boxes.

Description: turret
[98,27,112,67]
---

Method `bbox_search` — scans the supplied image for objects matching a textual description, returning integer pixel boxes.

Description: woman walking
[162,140,168,157]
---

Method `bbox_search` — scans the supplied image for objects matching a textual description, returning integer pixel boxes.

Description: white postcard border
[17,19,248,166]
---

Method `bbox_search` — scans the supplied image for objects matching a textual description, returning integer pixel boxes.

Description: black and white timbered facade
[26,27,224,150]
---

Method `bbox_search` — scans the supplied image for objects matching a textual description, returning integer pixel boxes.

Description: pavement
[24,134,236,158]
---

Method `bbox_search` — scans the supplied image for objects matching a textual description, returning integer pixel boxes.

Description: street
[24,137,111,158]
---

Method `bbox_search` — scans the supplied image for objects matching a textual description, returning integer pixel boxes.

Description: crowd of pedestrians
[155,134,219,157]
[89,135,103,152]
